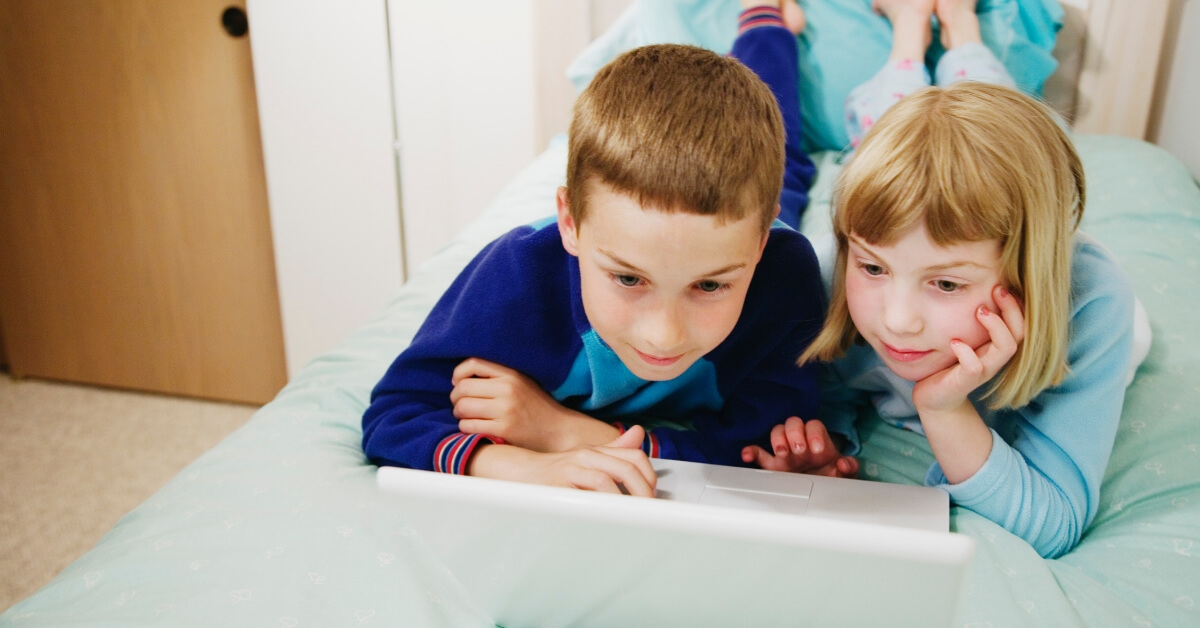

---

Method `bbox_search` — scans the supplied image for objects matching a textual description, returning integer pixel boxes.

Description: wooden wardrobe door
[0,1,286,404]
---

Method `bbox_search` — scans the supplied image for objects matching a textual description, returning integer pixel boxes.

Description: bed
[3,1,1197,626]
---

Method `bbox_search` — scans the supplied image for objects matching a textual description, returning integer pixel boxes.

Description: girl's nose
[882,291,923,336]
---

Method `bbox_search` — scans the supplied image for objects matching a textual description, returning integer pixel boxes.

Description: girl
[745,79,1140,558]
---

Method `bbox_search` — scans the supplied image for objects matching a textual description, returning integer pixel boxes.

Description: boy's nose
[641,303,687,354]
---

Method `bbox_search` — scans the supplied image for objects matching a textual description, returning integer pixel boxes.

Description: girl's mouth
[883,343,932,363]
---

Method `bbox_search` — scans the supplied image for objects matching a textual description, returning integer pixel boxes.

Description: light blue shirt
[820,233,1136,558]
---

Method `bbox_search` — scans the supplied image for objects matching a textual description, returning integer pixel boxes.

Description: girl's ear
[556,187,580,256]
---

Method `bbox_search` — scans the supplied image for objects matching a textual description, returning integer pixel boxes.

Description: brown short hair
[566,44,785,233]
[801,82,1084,409]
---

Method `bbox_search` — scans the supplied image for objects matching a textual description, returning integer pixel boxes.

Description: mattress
[2,134,1198,627]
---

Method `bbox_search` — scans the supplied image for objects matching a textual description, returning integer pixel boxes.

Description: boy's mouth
[634,348,684,367]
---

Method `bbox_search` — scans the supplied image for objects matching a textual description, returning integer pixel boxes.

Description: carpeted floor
[0,374,258,613]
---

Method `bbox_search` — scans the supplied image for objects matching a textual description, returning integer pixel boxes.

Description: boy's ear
[556,187,580,256]
[757,204,781,255]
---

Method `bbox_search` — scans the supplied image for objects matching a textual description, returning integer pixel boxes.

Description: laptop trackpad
[698,467,813,515]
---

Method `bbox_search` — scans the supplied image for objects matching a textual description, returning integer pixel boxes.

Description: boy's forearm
[465,442,537,481]
[547,413,622,452]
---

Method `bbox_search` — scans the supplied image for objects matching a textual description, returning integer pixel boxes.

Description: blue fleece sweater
[362,11,822,474]
[362,220,825,472]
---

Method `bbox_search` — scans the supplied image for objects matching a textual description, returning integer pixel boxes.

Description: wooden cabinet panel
[0,0,286,404]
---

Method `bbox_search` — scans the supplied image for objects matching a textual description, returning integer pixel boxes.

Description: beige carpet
[0,374,258,613]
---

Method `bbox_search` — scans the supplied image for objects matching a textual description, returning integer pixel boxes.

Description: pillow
[566,0,1064,153]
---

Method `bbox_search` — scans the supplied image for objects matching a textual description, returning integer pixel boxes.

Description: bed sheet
[2,134,1198,627]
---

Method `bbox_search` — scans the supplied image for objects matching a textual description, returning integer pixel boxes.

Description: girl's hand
[451,358,617,453]
[741,417,860,478]
[912,285,1025,414]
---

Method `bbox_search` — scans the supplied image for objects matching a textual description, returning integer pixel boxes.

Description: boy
[362,4,840,496]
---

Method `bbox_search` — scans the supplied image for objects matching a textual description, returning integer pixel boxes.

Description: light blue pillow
[566,0,1063,153]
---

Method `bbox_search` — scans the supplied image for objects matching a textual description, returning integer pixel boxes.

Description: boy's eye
[614,274,642,287]
[696,280,725,293]
[934,279,962,292]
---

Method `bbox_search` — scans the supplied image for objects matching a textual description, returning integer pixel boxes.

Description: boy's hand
[468,426,658,497]
[741,417,859,478]
[451,358,619,452]
[912,285,1025,415]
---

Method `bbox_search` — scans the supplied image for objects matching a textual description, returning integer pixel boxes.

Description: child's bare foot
[739,1,806,35]
[934,0,982,49]
[873,0,934,62]
[782,0,805,35]
[873,0,935,21]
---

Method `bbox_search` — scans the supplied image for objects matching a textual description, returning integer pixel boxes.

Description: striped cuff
[738,5,785,34]
[433,433,504,475]
[613,422,661,458]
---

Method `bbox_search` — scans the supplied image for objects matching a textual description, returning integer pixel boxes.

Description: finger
[609,424,645,449]
[770,424,791,457]
[450,357,513,385]
[457,417,498,436]
[580,449,655,497]
[993,285,1027,345]
[837,456,860,478]
[976,304,1017,358]
[744,444,782,470]
[949,339,985,379]
[569,467,623,494]
[448,376,501,404]
[972,306,1020,379]
[451,396,497,420]
[601,446,657,489]
[784,416,807,454]
[805,419,829,455]
[450,358,485,386]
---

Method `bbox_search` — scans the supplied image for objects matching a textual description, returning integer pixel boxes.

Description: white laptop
[377,458,974,628]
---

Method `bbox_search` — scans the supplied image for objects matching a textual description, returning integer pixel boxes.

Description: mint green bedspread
[2,135,1197,627]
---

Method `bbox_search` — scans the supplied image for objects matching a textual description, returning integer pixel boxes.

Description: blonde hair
[566,44,784,234]
[801,82,1084,409]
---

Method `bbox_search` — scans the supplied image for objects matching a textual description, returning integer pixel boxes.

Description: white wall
[388,0,540,273]
[1153,0,1200,180]
[242,0,1195,382]
[247,0,405,378]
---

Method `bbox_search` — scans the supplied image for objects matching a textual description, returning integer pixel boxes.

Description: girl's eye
[696,280,726,293]
[614,274,642,287]
[934,279,962,293]
[859,262,885,276]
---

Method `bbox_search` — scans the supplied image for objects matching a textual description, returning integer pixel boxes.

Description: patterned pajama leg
[844,42,1016,148]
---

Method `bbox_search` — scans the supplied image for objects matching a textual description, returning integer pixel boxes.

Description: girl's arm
[928,243,1135,558]
[913,286,1025,483]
